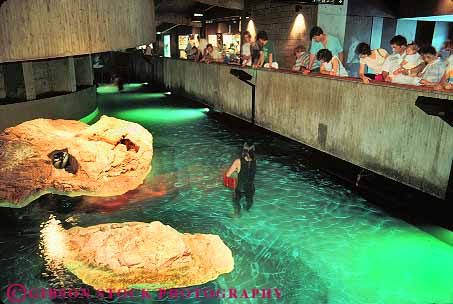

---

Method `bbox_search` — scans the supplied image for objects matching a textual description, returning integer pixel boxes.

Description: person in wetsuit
[225,143,257,217]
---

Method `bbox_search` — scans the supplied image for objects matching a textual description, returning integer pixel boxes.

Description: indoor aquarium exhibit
[0,0,453,304]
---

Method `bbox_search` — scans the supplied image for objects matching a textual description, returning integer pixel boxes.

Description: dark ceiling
[154,0,404,20]
[155,0,198,14]
[155,0,243,30]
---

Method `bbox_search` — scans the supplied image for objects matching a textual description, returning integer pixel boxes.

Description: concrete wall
[343,15,373,76]
[160,59,253,121]
[0,0,155,63]
[74,55,94,87]
[395,19,417,42]
[48,57,77,92]
[3,63,25,100]
[17,57,77,97]
[0,86,97,131]
[32,61,52,96]
[432,21,450,51]
[0,65,5,99]
[255,70,453,199]
[21,62,36,100]
[317,0,349,45]
[129,54,164,85]
[158,59,453,199]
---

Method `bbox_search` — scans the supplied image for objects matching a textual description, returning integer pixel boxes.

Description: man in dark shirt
[225,143,257,217]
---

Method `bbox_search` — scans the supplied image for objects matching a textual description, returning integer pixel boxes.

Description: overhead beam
[196,0,243,10]
[156,14,192,27]
[398,0,453,18]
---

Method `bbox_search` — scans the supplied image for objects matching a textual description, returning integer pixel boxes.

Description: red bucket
[223,173,237,189]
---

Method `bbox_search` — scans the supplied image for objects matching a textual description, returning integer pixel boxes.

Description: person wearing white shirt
[200,44,223,64]
[356,42,389,83]
[435,54,453,90]
[394,43,424,76]
[317,49,349,77]
[241,31,253,67]
[416,45,447,86]
[382,35,420,85]
[382,35,407,81]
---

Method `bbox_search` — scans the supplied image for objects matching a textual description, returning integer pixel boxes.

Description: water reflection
[39,215,68,286]
[0,87,452,304]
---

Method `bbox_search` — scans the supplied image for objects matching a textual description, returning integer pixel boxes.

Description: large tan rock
[0,115,153,207]
[59,221,234,290]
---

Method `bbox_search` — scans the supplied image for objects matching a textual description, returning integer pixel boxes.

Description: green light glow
[3,86,451,303]
[79,107,101,124]
[121,93,167,100]
[96,85,119,94]
[337,229,453,303]
[113,108,207,124]
[125,83,144,88]
[97,93,167,106]
[96,83,147,94]
[420,226,453,246]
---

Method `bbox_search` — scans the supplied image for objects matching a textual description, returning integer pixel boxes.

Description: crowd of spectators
[184,27,453,91]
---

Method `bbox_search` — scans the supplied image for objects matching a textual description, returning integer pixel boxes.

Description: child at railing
[241,31,253,67]
[292,45,310,72]
[317,49,349,77]
[394,42,424,77]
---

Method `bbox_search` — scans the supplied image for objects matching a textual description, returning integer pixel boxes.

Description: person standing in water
[225,143,257,217]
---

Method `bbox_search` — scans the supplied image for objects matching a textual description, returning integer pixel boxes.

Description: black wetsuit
[233,157,256,213]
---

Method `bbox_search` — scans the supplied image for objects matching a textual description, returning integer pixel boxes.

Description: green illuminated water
[0,84,452,304]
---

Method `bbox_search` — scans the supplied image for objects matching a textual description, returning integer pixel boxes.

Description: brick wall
[246,0,318,68]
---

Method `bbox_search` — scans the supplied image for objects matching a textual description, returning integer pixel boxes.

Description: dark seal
[48,149,79,174]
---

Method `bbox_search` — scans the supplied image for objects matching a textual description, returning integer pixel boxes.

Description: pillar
[4,63,26,100]
[395,19,417,43]
[380,17,397,53]
[74,55,94,87]
[370,17,384,50]
[432,21,449,51]
[317,0,349,45]
[49,57,77,92]
[0,65,5,99]
[21,62,36,100]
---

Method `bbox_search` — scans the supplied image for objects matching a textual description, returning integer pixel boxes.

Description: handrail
[161,57,453,96]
